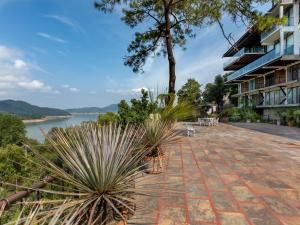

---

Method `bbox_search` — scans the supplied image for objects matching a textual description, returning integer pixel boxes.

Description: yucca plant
[141,117,182,173]
[7,123,153,225]
[157,93,195,124]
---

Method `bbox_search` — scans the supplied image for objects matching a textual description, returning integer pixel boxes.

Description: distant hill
[0,100,71,119]
[66,104,118,114]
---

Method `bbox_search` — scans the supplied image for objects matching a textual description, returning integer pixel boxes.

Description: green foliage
[98,112,119,126]
[160,98,195,123]
[16,124,153,224]
[277,108,300,125]
[0,99,70,119]
[0,145,27,184]
[203,75,234,112]
[220,108,260,122]
[0,114,25,147]
[142,117,181,157]
[177,78,202,106]
[95,0,273,73]
[118,89,157,125]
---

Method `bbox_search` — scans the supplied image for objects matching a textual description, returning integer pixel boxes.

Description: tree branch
[216,19,237,51]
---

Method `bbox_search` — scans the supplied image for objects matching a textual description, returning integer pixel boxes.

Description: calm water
[26,114,99,143]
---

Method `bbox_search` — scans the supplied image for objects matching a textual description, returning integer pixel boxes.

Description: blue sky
[0,0,252,108]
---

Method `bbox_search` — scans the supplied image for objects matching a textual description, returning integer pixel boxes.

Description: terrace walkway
[231,122,300,141]
[130,123,300,225]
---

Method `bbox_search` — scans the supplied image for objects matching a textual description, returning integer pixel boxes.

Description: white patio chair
[186,124,195,137]
[198,118,204,126]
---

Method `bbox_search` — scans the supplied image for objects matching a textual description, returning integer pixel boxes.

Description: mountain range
[0,100,70,119]
[65,104,118,114]
[0,100,118,119]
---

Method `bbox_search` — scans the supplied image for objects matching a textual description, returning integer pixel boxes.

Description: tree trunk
[164,1,176,95]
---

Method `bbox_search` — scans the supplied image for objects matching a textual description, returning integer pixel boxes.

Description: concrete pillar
[279,5,285,55]
[284,68,288,105]
[280,4,284,18]
[280,30,285,55]
[293,1,300,54]
[293,1,299,25]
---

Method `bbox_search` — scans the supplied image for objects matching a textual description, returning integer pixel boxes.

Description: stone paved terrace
[130,123,300,225]
[231,122,300,141]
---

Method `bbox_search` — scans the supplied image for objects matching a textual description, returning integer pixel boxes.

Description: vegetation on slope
[0,100,70,119]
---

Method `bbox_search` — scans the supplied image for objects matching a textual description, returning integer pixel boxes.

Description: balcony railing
[287,16,294,26]
[261,16,294,40]
[285,45,294,54]
[261,25,278,40]
[227,49,281,82]
[223,47,266,68]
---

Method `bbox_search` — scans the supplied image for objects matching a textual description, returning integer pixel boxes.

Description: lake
[26,114,99,143]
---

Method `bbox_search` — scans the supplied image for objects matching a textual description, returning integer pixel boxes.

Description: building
[224,0,300,119]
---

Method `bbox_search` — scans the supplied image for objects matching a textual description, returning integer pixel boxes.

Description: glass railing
[287,16,294,26]
[285,45,294,54]
[261,16,294,40]
[223,47,266,68]
[227,49,281,82]
[261,25,278,40]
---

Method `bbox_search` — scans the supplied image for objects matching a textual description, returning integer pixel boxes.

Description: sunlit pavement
[130,123,300,225]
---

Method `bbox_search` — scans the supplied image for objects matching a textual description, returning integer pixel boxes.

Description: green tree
[177,79,201,106]
[0,114,26,147]
[118,89,157,125]
[95,0,277,95]
[203,75,229,112]
[98,112,119,126]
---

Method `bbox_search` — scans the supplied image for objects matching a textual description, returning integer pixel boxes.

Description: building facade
[224,0,300,119]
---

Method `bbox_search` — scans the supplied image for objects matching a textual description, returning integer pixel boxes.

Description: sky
[0,0,249,109]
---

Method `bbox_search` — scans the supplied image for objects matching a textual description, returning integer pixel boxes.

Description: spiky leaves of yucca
[142,117,182,157]
[12,124,151,225]
[159,94,195,123]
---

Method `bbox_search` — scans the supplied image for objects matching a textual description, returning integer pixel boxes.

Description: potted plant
[142,117,181,174]
[281,110,295,127]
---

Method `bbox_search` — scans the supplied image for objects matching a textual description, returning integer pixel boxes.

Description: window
[274,42,280,55]
[269,91,275,105]
[287,87,298,104]
[274,90,280,105]
[241,82,249,93]
[285,34,294,54]
[249,79,255,91]
[255,77,264,89]
[287,64,300,81]
[265,73,275,87]
[275,69,286,84]
[265,92,270,105]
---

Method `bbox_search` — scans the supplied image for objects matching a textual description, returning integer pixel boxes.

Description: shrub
[98,112,119,126]
[16,123,153,224]
[0,114,25,147]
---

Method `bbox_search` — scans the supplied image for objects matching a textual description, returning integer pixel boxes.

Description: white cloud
[0,45,59,94]
[69,87,79,92]
[131,87,148,93]
[37,32,68,44]
[62,84,79,92]
[14,59,27,69]
[42,14,85,34]
[18,80,44,89]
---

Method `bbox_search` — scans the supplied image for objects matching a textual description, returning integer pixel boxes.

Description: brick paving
[231,122,300,141]
[130,123,300,225]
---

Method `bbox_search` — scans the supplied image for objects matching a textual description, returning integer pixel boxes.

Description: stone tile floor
[130,123,300,225]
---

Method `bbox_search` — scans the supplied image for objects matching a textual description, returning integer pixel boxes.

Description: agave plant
[9,123,152,225]
[141,117,182,173]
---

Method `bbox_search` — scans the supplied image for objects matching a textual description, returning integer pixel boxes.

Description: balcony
[261,16,294,45]
[227,49,281,82]
[223,47,266,70]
